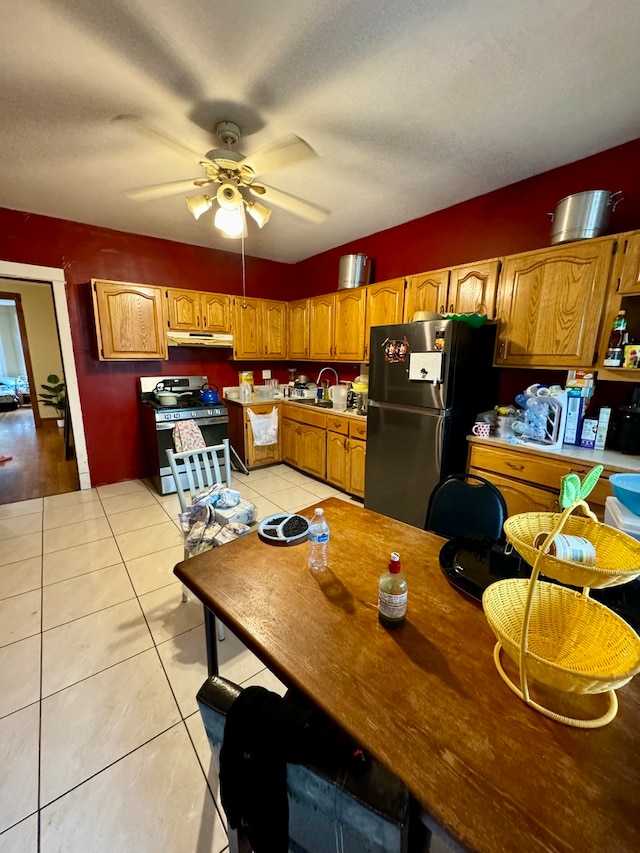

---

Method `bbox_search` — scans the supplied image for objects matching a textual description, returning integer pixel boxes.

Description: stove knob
[164,413,172,420]
[173,413,180,419]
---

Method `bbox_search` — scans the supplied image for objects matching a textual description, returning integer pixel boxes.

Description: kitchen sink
[290,397,332,407]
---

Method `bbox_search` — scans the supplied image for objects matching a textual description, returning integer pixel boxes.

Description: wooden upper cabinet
[364,278,405,360]
[309,294,335,360]
[262,300,287,358]
[167,289,231,332]
[92,279,167,360]
[232,297,286,359]
[335,289,366,361]
[201,293,231,332]
[232,297,261,359]
[495,238,615,368]
[288,298,309,359]
[615,231,640,294]
[403,269,449,321]
[166,289,201,330]
[448,259,501,318]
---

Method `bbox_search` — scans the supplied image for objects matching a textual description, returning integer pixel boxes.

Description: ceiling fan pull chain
[241,234,247,309]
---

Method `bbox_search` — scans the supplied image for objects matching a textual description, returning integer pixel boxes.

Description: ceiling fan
[120,117,329,237]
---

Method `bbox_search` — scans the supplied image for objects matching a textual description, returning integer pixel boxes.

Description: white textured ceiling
[1,0,640,263]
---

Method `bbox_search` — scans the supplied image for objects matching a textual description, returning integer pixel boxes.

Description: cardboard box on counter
[594,407,611,451]
[563,389,586,445]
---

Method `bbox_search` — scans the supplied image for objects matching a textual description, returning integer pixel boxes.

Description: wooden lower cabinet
[326,414,367,498]
[467,441,614,520]
[282,403,366,494]
[282,408,326,478]
[227,400,282,469]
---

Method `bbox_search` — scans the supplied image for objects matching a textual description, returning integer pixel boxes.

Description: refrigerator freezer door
[368,321,453,410]
[364,402,447,528]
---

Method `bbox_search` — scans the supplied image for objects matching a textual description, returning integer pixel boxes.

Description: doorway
[0,260,90,504]
[0,291,42,429]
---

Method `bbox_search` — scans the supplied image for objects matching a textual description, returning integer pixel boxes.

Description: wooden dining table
[175,497,640,853]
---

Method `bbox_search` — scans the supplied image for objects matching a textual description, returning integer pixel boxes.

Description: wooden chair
[166,439,233,641]
[425,473,508,541]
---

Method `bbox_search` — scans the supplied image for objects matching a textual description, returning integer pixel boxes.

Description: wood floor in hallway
[0,407,79,504]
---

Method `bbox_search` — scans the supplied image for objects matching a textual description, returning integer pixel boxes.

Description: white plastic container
[604,496,640,541]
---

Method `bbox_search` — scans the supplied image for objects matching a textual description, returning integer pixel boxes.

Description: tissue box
[214,499,256,527]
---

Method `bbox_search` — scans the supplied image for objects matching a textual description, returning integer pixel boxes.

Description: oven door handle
[156,416,229,431]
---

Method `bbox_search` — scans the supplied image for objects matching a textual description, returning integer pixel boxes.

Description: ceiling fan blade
[239,134,316,177]
[112,114,209,163]
[127,178,210,202]
[249,184,329,223]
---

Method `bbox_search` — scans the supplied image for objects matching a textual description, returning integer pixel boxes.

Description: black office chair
[425,473,508,541]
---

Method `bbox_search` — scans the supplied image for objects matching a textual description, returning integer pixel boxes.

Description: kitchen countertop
[225,396,367,420]
[467,435,640,473]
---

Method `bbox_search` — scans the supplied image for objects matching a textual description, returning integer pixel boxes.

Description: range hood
[167,331,234,348]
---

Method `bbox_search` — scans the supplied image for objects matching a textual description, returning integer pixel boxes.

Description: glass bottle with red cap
[378,552,407,628]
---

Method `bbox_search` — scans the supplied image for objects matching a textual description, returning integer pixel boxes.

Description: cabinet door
[309,294,335,360]
[233,297,261,359]
[349,438,366,498]
[403,269,449,321]
[448,259,500,319]
[166,289,201,330]
[92,279,167,360]
[495,239,614,367]
[335,289,365,361]
[262,300,288,358]
[244,404,281,467]
[201,293,231,332]
[326,431,349,490]
[468,468,557,517]
[616,231,640,294]
[364,278,405,360]
[298,424,326,479]
[282,418,298,466]
[288,299,309,359]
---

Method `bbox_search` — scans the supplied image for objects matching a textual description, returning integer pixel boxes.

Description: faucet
[315,367,340,386]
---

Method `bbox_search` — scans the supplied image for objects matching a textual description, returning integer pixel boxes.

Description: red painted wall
[296,137,640,295]
[2,136,640,486]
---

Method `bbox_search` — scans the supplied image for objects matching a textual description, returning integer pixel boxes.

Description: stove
[139,375,229,495]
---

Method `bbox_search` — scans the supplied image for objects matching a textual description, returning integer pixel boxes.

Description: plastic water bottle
[308,508,329,571]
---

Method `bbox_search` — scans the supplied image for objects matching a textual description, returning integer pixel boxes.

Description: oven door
[156,416,229,495]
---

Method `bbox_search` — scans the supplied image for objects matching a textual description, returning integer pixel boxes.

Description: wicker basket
[503,511,640,588]
[483,579,640,694]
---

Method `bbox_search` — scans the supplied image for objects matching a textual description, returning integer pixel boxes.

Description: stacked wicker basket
[483,472,640,728]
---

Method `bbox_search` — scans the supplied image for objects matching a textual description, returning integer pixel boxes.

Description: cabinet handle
[570,468,587,475]
[439,305,445,314]
[499,342,505,359]
[449,303,454,313]
[203,317,207,327]
[506,462,524,471]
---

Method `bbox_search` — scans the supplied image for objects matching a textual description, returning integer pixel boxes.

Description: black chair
[425,473,508,541]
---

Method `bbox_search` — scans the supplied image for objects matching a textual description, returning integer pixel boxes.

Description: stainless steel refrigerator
[364,319,498,528]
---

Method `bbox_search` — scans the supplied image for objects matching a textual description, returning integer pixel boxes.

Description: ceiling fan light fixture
[185,194,213,220]
[216,182,243,210]
[246,200,272,228]
[214,205,247,238]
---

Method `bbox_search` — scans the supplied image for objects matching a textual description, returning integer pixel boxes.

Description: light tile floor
[0,465,361,852]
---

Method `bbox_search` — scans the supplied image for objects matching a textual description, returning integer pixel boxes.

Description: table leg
[203,606,219,676]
